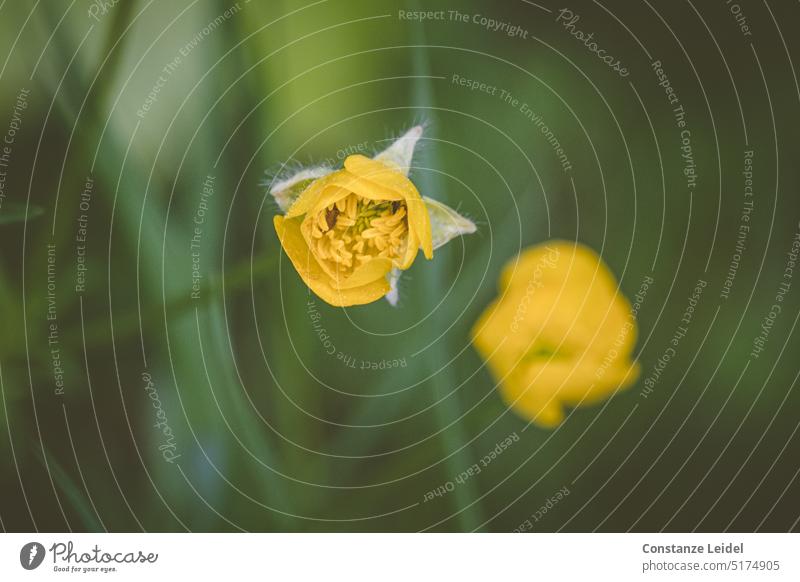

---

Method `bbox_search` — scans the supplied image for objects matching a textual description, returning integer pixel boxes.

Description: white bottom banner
[0,533,797,581]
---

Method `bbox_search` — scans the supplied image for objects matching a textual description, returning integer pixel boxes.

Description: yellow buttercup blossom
[274,154,433,307]
[471,241,640,428]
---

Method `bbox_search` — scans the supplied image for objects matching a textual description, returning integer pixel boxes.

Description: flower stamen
[308,193,408,277]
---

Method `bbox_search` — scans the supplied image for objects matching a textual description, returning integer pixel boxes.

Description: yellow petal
[286,172,336,219]
[309,182,368,218]
[497,368,565,428]
[407,196,433,260]
[346,155,432,260]
[557,361,640,406]
[336,257,392,289]
[274,215,389,307]
[345,154,417,197]
[395,227,420,270]
[328,165,403,203]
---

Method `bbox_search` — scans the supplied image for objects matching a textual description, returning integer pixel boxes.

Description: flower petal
[329,161,403,203]
[408,196,433,260]
[336,257,392,290]
[286,172,338,219]
[269,166,332,213]
[345,154,417,195]
[274,215,390,307]
[345,155,433,260]
[499,385,565,428]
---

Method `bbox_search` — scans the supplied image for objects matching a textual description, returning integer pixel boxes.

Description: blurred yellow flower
[274,155,432,307]
[471,241,639,427]
[270,126,476,307]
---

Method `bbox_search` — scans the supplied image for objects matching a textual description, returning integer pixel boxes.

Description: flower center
[309,193,408,276]
[523,342,571,362]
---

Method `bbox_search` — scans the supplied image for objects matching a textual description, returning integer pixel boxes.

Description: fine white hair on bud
[374,125,424,176]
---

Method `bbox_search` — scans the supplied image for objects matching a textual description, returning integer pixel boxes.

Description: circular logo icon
[20,542,46,570]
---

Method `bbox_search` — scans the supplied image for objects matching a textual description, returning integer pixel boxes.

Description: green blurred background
[0,0,798,532]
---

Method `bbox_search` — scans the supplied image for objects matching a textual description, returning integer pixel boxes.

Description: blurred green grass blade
[206,298,295,530]
[330,189,540,460]
[74,253,277,351]
[0,203,43,224]
[92,0,139,113]
[407,0,483,531]
[27,0,141,323]
[37,444,104,532]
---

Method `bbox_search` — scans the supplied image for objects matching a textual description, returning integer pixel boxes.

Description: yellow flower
[270,126,476,307]
[273,155,433,306]
[471,241,640,427]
